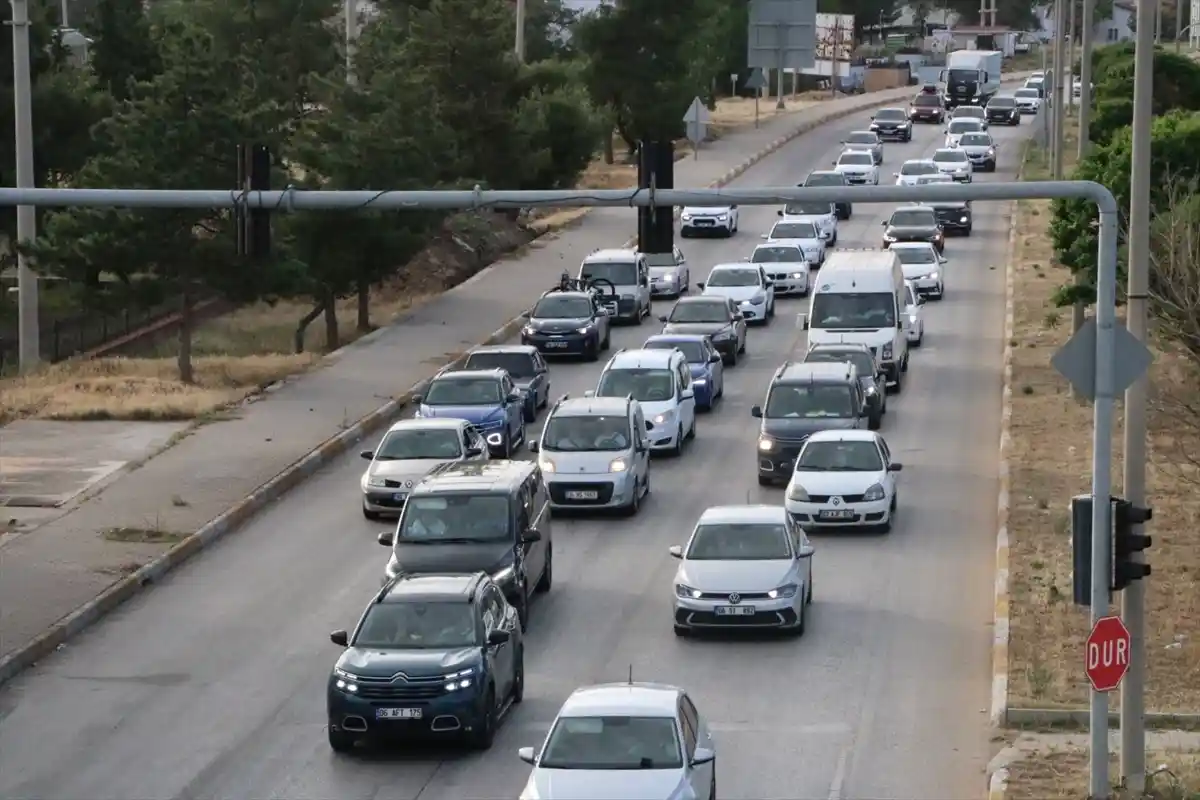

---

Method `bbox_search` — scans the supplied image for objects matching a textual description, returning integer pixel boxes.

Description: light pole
[344,0,357,84]
[9,0,40,373]
[515,0,526,61]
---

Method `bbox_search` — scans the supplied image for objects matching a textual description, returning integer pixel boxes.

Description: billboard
[747,0,817,71]
[798,12,855,78]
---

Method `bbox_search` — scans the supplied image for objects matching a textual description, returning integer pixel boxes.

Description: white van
[801,250,910,393]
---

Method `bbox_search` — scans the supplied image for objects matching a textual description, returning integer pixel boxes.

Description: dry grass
[1006,748,1200,799]
[1006,119,1200,712]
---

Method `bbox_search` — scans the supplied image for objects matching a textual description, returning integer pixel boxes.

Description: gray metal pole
[1079,0,1095,156]
[1174,0,1183,52]
[344,0,357,84]
[1042,44,1051,159]
[1155,0,1163,42]
[1053,0,1067,178]
[1068,0,1076,111]
[1119,0,1157,788]
[58,0,66,26]
[515,0,526,62]
[11,0,39,373]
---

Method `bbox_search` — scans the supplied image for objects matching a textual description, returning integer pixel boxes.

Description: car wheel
[471,688,497,750]
[934,283,945,300]
[512,647,525,703]
[889,370,903,395]
[790,598,807,637]
[586,341,600,362]
[523,403,536,423]
[536,544,553,593]
[737,335,746,355]
[328,726,355,754]
[964,225,972,236]
[868,412,882,431]
[669,425,684,456]
[687,417,696,440]
[624,479,641,516]
[362,506,381,521]
[912,331,923,348]
[723,350,736,367]
[602,329,611,350]
[806,575,813,604]
[830,231,838,245]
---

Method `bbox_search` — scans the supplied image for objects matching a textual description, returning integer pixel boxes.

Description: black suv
[868,107,913,142]
[378,460,552,630]
[985,95,1021,126]
[909,92,945,123]
[751,362,870,486]
[327,572,523,752]
[882,205,945,252]
[802,343,886,429]
[927,200,973,236]
[802,171,852,220]
[521,289,612,360]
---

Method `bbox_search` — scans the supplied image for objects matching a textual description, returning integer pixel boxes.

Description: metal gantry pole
[1078,0,1095,156]
[1119,0,1157,789]
[10,0,39,373]
[344,0,358,84]
[1068,0,1077,111]
[515,0,526,62]
[1052,0,1068,178]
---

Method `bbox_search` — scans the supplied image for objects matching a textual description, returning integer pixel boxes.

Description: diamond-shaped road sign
[1050,317,1154,402]
[683,96,711,145]
[744,68,767,91]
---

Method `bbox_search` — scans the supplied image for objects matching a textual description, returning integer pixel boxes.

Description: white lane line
[827,745,851,800]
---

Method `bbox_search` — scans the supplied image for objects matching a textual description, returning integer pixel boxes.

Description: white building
[1033,1,1136,43]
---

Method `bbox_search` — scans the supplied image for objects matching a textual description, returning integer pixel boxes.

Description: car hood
[872,118,909,125]
[761,416,858,440]
[768,236,823,250]
[900,261,939,278]
[649,267,680,278]
[959,143,992,154]
[757,260,809,272]
[809,328,895,350]
[703,286,761,303]
[835,164,874,174]
[886,225,939,239]
[781,213,834,229]
[522,768,688,800]
[392,540,514,575]
[681,207,731,216]
[528,316,592,333]
[677,559,794,592]
[419,404,506,424]
[662,321,729,336]
[367,459,448,484]
[793,468,888,495]
[336,646,479,679]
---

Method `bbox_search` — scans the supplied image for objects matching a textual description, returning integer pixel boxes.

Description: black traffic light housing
[235,143,272,260]
[1112,498,1152,591]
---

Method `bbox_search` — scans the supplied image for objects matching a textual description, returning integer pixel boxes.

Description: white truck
[940,50,1002,108]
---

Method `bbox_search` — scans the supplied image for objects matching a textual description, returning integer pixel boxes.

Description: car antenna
[628,664,634,684]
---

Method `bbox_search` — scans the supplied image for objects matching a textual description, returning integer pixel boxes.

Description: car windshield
[805,350,874,377]
[765,383,854,418]
[770,222,818,239]
[960,133,991,146]
[685,522,792,560]
[376,428,463,460]
[796,440,884,472]
[890,210,936,227]
[644,339,707,362]
[913,95,940,106]
[542,414,630,452]
[753,246,805,264]
[533,295,593,319]
[900,161,937,175]
[668,300,727,323]
[927,200,969,210]
[892,246,938,264]
[597,368,675,402]
[707,268,760,287]
[989,97,1016,108]
[948,69,979,83]
[1016,89,1038,98]
[948,120,980,133]
[810,292,897,328]
[804,172,845,186]
[783,201,833,215]
[934,150,967,163]
[539,716,683,770]
[582,261,637,285]
[397,494,511,542]
[846,132,877,144]
[838,152,872,165]
[353,601,478,649]
[686,206,731,213]
[463,351,536,378]
[875,109,906,120]
[424,377,502,405]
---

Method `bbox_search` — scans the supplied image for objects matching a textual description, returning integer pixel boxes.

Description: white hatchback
[894,159,939,186]
[784,430,903,533]
[699,263,776,323]
[589,348,696,455]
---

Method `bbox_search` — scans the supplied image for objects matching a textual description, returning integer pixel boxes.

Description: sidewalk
[0,83,933,671]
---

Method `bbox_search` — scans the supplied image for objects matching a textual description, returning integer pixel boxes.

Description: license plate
[376,707,423,720]
[818,509,855,520]
[545,341,568,348]
[716,606,755,616]
[393,493,406,501]
[565,490,598,500]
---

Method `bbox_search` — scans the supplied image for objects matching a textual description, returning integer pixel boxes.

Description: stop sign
[1085,615,1131,692]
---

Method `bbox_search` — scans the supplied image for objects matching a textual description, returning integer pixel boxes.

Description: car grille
[548,482,614,505]
[676,608,799,627]
[353,674,447,700]
[695,590,771,601]
[806,493,866,504]
[473,419,504,432]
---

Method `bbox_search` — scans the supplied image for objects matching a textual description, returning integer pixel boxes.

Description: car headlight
[653,411,674,425]
[791,272,805,279]
[334,668,360,694]
[486,432,503,446]
[909,313,919,325]
[929,270,939,280]
[749,293,766,304]
[675,583,702,599]
[364,475,387,488]
[444,667,475,692]
[758,437,776,452]
[882,342,894,359]
[883,234,896,242]
[681,213,692,221]
[988,148,996,156]
[539,458,555,473]
[865,384,877,395]
[863,483,886,502]
[768,583,799,599]
[522,325,536,336]
[692,378,707,386]
[786,483,809,501]
[716,214,728,221]
[576,326,592,334]
[609,457,627,473]
[491,565,516,584]
[960,215,969,223]
[662,274,675,282]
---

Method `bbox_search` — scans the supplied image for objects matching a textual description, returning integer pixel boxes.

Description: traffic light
[1070,494,1095,606]
[1112,498,1152,591]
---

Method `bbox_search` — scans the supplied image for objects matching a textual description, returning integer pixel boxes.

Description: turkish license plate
[565,490,599,500]
[393,493,406,501]
[695,221,713,226]
[376,707,422,720]
[818,509,855,520]
[545,341,568,348]
[716,606,755,616]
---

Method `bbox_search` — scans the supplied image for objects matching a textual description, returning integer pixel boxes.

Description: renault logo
[831,497,841,506]
[728,593,741,604]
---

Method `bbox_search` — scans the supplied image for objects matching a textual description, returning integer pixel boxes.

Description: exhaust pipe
[430,715,461,732]
[342,715,368,732]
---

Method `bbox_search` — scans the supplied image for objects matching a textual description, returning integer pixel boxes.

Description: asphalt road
[0,108,1034,800]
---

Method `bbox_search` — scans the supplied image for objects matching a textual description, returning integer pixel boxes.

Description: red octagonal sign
[1086,615,1131,692]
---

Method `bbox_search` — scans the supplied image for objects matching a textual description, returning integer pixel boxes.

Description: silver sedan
[841,130,884,165]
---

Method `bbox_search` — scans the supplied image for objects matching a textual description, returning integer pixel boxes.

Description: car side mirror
[696,282,706,290]
[330,630,349,647]
[520,310,531,318]
[669,544,683,559]
[488,629,511,645]
[518,747,538,765]
[681,388,694,400]
[360,450,374,460]
[730,204,738,209]
[657,314,669,323]
[377,531,394,547]
[797,313,808,330]
[522,528,542,543]
[765,280,774,287]
[889,462,904,471]
[466,446,483,457]
[691,747,716,766]
[507,391,521,403]
[917,295,927,305]
[892,172,899,177]
[584,390,595,398]
[831,160,837,166]
[412,394,422,404]
[797,544,815,559]
[751,405,763,418]
[881,220,888,226]
[777,209,783,216]
[709,354,721,364]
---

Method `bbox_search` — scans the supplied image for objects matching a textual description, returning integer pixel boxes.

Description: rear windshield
[912,95,941,107]
[988,97,1015,108]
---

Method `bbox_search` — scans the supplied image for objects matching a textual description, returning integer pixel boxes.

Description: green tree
[1048,110,1200,307]
[523,0,578,62]
[514,60,604,190]
[1086,47,1200,146]
[85,0,162,101]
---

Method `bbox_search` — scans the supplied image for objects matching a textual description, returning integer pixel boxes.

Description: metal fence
[0,301,177,375]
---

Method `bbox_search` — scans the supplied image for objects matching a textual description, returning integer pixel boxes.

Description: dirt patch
[101,527,187,544]
[1006,123,1200,712]
[1006,748,1200,799]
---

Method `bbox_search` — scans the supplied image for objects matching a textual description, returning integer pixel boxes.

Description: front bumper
[987,112,1020,125]
[710,336,738,359]
[328,685,487,740]
[681,219,732,235]
[763,272,808,295]
[908,274,941,293]
[362,488,409,517]
[546,474,637,509]
[522,331,596,355]
[738,299,768,322]
[646,418,682,450]
[600,296,640,321]
[936,171,971,183]
[909,110,944,123]
[1016,103,1039,114]
[881,360,899,385]
[674,594,802,629]
[965,153,996,169]
[871,126,910,140]
[785,496,891,529]
[651,279,683,297]
[842,174,873,185]
[757,442,806,482]
[935,213,972,232]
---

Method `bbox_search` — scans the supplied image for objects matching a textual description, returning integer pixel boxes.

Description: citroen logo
[728,592,741,604]
[404,480,413,488]
[831,497,841,506]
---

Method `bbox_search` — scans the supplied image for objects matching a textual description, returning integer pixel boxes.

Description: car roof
[646,334,710,344]
[469,344,538,357]
[434,368,506,381]
[902,159,937,166]
[698,504,788,525]
[754,242,802,251]
[539,290,593,301]
[710,262,763,270]
[675,295,726,305]
[892,205,934,214]
[385,417,468,434]
[848,130,877,136]
[382,573,481,602]
[933,148,966,156]
[554,396,631,417]
[584,248,639,262]
[777,361,857,383]
[414,460,533,493]
[559,683,684,718]
[953,106,985,114]
[606,348,678,369]
[808,341,873,354]
[876,107,906,113]
[889,240,937,249]
[805,429,880,444]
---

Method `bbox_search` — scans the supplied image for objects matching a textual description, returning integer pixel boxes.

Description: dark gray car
[801,343,886,429]
[659,295,747,366]
[882,205,945,253]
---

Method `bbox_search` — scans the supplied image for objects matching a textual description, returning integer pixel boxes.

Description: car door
[877,436,897,495]
[704,338,723,391]
[679,695,714,799]
[794,525,815,591]
[675,356,696,433]
[531,351,550,405]
[522,472,549,584]
[500,374,520,438]
[673,245,688,286]
[758,267,774,306]
[483,586,514,698]
[630,405,650,482]
[727,299,745,348]
[637,258,652,313]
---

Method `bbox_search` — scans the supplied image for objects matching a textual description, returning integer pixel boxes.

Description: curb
[1005,707,1200,728]
[989,766,1010,800]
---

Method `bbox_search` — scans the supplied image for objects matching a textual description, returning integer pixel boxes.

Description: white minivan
[587,348,696,455]
[800,250,910,393]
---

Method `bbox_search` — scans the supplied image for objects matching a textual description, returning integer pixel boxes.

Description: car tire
[964,225,972,236]
[536,544,553,593]
[328,726,355,754]
[512,647,525,704]
[624,478,642,516]
[767,300,775,319]
[889,370,903,395]
[790,599,807,638]
[471,688,497,750]
[738,336,746,355]
[934,284,945,300]
[868,412,882,431]
[723,350,736,367]
[912,331,923,348]
[362,506,381,521]
[523,403,536,423]
[586,341,600,362]
[806,576,813,605]
[602,329,611,350]
[669,425,684,456]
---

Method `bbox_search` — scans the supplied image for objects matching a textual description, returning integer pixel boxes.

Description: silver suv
[528,394,652,516]
[578,248,652,324]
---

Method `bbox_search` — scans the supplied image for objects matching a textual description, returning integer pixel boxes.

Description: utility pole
[1119,0,1156,789]
[9,0,40,373]
[515,0,526,62]
[1067,0,1076,111]
[1052,0,1067,178]
[344,0,357,84]
[58,0,66,26]
[1156,0,1164,43]
[829,21,838,100]
[1174,0,1184,51]
[1079,0,1095,156]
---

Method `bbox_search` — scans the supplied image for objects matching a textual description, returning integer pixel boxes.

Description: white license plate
[818,509,855,520]
[376,707,423,720]
[716,606,755,616]
[565,490,599,500]
[393,493,406,501]
[545,341,568,348]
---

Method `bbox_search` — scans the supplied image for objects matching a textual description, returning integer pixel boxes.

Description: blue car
[642,334,725,411]
[414,368,526,458]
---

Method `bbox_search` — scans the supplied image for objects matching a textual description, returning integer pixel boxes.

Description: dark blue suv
[415,369,526,458]
[327,572,524,753]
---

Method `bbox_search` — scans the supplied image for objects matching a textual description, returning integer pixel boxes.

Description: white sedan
[680,205,738,238]
[894,159,939,186]
[784,430,903,533]
[699,264,775,324]
[903,280,925,347]
[1014,87,1042,114]
[832,150,880,185]
[763,219,825,265]
[889,241,946,299]
[931,148,973,183]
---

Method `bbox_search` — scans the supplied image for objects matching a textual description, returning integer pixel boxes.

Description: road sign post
[744,69,767,128]
[748,0,816,110]
[1087,615,1131,692]
[682,96,711,159]
[729,72,739,98]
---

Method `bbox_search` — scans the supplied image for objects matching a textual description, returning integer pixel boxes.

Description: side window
[677,360,690,398]
[878,437,892,464]
[480,589,499,631]
[678,697,699,757]
[516,485,532,533]
[759,268,768,286]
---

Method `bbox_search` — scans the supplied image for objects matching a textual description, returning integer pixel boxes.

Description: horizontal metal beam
[0,181,1117,214]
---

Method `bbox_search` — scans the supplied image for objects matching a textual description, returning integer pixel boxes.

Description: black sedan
[881,206,945,253]
[869,107,913,142]
[927,200,973,236]
[985,96,1021,126]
